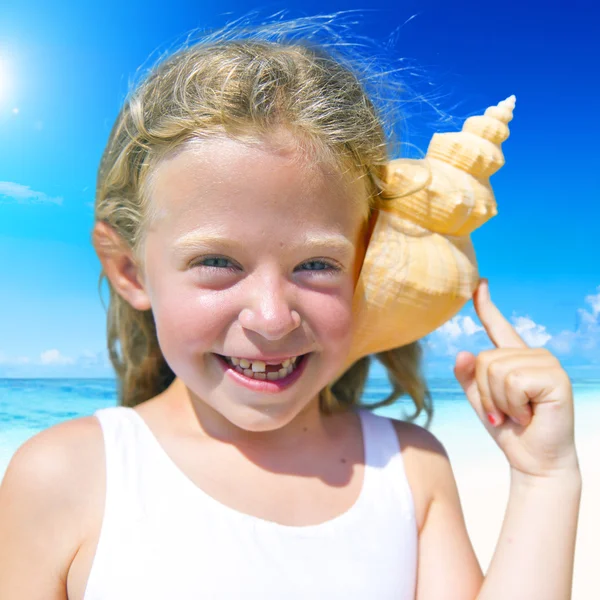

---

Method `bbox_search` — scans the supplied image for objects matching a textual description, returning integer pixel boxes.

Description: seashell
[380,95,515,237]
[341,96,516,374]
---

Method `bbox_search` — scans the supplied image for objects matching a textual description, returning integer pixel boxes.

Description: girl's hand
[453,278,579,480]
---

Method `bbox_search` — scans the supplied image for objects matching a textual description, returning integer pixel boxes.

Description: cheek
[300,286,355,349]
[151,289,237,354]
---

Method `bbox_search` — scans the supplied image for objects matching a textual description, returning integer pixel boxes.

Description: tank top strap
[93,406,162,518]
[357,409,416,522]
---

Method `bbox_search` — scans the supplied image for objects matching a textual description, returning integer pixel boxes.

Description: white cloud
[436,318,462,340]
[426,315,485,357]
[584,288,600,318]
[547,330,576,354]
[461,316,484,336]
[436,315,484,340]
[0,181,63,206]
[550,285,599,356]
[511,315,552,347]
[578,288,600,332]
[40,349,75,365]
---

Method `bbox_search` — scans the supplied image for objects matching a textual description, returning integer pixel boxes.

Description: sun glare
[0,58,6,101]
[0,56,11,103]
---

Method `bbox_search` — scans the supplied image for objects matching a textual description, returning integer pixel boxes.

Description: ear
[92,221,152,311]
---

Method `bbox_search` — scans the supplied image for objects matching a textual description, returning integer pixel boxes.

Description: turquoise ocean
[1,366,599,481]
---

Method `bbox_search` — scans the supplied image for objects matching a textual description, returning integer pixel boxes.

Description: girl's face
[139,132,367,432]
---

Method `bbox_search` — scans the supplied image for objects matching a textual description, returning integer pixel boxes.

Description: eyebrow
[172,232,355,257]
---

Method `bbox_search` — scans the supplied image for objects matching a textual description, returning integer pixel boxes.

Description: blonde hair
[94,15,433,427]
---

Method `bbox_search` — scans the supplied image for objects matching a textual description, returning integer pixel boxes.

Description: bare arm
[410,419,582,600]
[395,421,484,600]
[0,418,101,599]
[476,465,582,600]
[416,453,485,598]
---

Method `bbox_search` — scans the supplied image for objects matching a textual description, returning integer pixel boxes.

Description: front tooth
[243,369,254,377]
[251,360,266,372]
[239,358,250,368]
[254,372,266,380]
[231,357,240,366]
[278,367,287,377]
[266,372,280,381]
[282,359,291,368]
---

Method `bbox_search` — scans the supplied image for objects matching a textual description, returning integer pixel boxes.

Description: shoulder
[0,416,106,587]
[3,415,105,500]
[386,417,453,532]
[390,418,449,464]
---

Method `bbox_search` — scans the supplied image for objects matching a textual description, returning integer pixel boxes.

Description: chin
[221,399,313,433]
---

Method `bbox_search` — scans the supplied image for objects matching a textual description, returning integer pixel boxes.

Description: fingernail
[487,412,501,427]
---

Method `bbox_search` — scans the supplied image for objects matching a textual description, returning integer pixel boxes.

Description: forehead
[145,134,368,234]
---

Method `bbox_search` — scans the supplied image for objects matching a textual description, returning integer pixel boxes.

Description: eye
[191,256,239,272]
[202,257,231,268]
[296,260,341,274]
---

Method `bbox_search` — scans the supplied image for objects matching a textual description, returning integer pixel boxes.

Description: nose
[238,273,301,341]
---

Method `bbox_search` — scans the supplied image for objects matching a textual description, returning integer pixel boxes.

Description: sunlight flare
[0,55,13,104]
[0,57,6,100]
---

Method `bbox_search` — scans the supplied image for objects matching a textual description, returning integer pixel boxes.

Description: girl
[0,16,581,600]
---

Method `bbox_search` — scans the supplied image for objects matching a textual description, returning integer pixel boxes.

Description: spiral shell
[343,96,516,372]
[381,95,515,237]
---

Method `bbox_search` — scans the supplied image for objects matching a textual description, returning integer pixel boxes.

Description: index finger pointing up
[474,279,528,349]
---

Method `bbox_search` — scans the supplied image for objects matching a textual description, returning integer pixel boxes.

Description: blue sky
[0,0,598,379]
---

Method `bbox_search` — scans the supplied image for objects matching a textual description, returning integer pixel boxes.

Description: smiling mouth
[216,354,307,381]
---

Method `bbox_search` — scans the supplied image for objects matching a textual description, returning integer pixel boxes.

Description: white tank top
[83,406,417,599]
